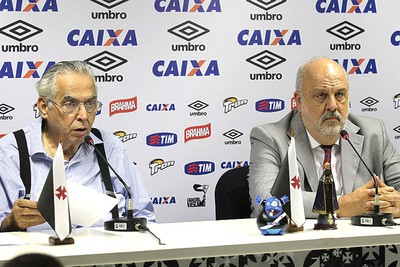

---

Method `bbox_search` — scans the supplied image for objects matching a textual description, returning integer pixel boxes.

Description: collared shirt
[0,118,155,231]
[306,131,343,196]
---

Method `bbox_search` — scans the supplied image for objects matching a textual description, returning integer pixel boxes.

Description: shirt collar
[306,130,339,150]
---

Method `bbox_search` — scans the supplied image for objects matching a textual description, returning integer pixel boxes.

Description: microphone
[84,135,147,232]
[340,130,394,226]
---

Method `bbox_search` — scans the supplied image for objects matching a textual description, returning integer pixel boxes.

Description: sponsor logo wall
[1,0,399,223]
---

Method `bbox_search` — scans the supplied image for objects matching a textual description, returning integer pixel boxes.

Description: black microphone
[340,130,394,226]
[84,135,147,232]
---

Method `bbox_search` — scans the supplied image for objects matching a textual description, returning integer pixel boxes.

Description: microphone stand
[341,131,394,226]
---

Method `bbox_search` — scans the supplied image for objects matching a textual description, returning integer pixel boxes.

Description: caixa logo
[0,61,55,78]
[151,196,176,205]
[0,0,59,12]
[67,29,137,47]
[333,58,377,74]
[315,0,377,13]
[146,132,178,147]
[146,103,176,111]
[255,98,285,112]
[184,161,215,175]
[153,60,219,77]
[154,0,221,12]
[391,31,400,46]
[237,29,301,46]
[221,161,249,169]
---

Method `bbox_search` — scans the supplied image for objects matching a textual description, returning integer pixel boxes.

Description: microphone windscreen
[340,130,349,140]
[84,135,94,145]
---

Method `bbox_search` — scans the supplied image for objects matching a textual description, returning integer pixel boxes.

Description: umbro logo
[0,20,43,42]
[246,0,287,11]
[90,0,129,9]
[246,50,286,71]
[327,21,365,41]
[168,20,210,41]
[85,51,128,72]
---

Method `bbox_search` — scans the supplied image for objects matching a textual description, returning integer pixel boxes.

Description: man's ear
[294,91,302,112]
[36,97,49,118]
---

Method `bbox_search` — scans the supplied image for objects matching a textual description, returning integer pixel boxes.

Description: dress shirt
[307,131,343,196]
[0,118,155,231]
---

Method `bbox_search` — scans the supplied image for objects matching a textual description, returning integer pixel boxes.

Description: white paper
[0,233,29,246]
[67,181,119,227]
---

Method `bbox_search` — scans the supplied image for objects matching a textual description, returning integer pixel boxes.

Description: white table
[1,218,400,266]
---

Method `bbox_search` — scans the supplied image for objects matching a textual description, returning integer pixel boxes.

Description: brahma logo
[360,97,378,112]
[109,97,137,116]
[0,61,55,79]
[151,197,176,205]
[223,97,248,114]
[237,29,301,46]
[0,0,59,12]
[184,123,211,143]
[0,134,6,138]
[256,98,285,112]
[149,158,175,176]
[291,97,297,110]
[153,60,219,77]
[315,0,377,13]
[184,161,215,175]
[154,0,221,12]
[67,29,137,47]
[113,131,137,143]
[146,103,176,111]
[221,161,249,169]
[333,58,377,74]
[394,93,400,109]
[146,132,178,147]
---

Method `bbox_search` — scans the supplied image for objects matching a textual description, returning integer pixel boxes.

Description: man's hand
[0,199,46,232]
[337,178,375,218]
[368,177,400,217]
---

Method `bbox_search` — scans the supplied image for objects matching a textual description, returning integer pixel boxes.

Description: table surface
[1,218,400,266]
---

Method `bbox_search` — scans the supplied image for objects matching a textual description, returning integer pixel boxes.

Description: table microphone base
[351,212,394,226]
[104,217,147,231]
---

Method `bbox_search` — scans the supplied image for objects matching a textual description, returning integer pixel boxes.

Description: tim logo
[188,100,208,116]
[0,0,59,12]
[391,31,400,46]
[247,50,285,80]
[0,61,55,79]
[151,196,176,205]
[360,97,378,112]
[67,29,137,47]
[221,161,249,169]
[184,161,215,175]
[223,129,243,145]
[187,184,209,207]
[223,97,248,114]
[90,0,128,9]
[153,60,219,77]
[184,123,211,143]
[334,58,377,74]
[109,97,137,116]
[256,98,285,112]
[327,21,364,51]
[394,93,400,109]
[113,131,137,143]
[0,103,14,120]
[238,29,301,46]
[154,0,221,12]
[149,159,175,176]
[146,132,178,147]
[315,0,377,13]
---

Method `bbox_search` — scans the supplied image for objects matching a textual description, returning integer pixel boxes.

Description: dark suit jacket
[248,110,400,218]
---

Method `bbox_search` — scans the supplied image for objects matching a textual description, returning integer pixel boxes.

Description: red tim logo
[109,96,137,116]
[55,186,67,200]
[184,123,211,143]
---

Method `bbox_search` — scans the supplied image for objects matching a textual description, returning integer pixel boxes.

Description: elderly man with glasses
[0,60,155,232]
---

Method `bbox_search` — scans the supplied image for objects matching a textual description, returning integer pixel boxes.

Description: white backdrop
[1,0,400,223]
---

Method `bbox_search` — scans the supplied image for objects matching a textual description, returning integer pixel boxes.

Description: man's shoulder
[252,110,297,132]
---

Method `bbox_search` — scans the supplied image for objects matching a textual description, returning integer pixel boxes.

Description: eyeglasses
[48,98,101,114]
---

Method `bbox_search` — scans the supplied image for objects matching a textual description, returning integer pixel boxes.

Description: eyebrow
[61,95,97,102]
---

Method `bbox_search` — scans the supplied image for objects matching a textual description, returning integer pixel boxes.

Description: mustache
[321,110,341,121]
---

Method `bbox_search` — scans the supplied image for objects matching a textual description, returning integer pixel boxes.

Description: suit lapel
[289,112,319,192]
[341,121,362,194]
